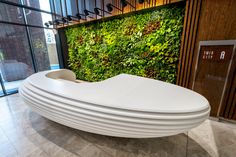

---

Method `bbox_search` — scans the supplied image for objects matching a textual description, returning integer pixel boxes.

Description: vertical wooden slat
[182,0,196,87]
[185,0,201,87]
[178,0,194,87]
[177,0,236,119]
[176,0,189,85]
[177,0,202,88]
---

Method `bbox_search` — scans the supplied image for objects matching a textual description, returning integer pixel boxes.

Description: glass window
[25,9,53,27]
[0,3,24,24]
[78,0,85,14]
[0,23,35,94]
[61,0,67,17]
[84,0,96,19]
[29,27,59,71]
[0,1,61,96]
[22,0,51,12]
[53,0,62,16]
[0,0,61,96]
[66,0,77,16]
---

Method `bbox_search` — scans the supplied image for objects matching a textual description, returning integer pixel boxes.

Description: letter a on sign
[220,51,225,60]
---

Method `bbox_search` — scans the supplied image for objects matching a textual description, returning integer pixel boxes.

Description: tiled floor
[0,94,236,157]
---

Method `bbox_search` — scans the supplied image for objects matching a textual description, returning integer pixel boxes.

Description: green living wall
[66,5,184,83]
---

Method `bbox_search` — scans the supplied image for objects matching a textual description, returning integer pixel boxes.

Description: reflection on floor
[3,80,22,93]
[0,94,236,157]
[0,80,21,96]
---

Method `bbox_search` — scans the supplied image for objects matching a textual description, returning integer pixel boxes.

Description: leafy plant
[65,5,184,83]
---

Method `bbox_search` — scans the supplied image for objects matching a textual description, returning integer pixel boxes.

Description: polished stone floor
[0,94,236,157]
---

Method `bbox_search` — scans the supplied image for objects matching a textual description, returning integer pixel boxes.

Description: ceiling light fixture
[67,15,83,21]
[94,7,112,16]
[106,3,122,12]
[54,19,61,25]
[84,9,98,16]
[44,22,49,27]
[75,13,86,20]
[67,15,73,21]
[47,20,58,26]
[61,17,67,23]
[120,0,135,9]
[138,0,145,4]
[48,21,53,25]
[84,9,102,17]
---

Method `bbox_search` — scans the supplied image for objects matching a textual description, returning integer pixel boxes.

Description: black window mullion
[59,0,64,27]
[0,0,60,17]
[20,0,38,72]
[50,0,56,21]
[64,0,68,17]
[0,74,7,95]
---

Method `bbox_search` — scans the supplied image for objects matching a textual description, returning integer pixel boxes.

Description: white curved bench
[19,69,210,138]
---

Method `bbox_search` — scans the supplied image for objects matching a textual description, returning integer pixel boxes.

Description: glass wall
[0,23,35,94]
[0,0,60,96]
[0,3,24,24]
[29,27,59,71]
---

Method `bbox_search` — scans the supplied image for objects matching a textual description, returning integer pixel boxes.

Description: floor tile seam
[37,142,64,157]
[2,121,48,154]
[29,133,49,150]
[2,129,20,157]
[50,131,85,157]
[42,143,83,157]
[5,127,39,142]
[60,147,83,157]
[81,143,113,157]
[35,148,56,157]
[217,142,236,151]
[9,139,39,156]
[94,144,116,157]
[74,131,114,157]
[65,130,104,157]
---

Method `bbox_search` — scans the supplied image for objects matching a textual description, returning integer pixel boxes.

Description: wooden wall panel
[177,0,201,87]
[177,0,236,119]
[189,0,236,88]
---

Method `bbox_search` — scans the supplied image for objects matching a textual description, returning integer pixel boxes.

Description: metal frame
[0,20,55,29]
[20,0,38,73]
[0,0,62,18]
[0,75,7,96]
[192,40,236,117]
[0,0,180,28]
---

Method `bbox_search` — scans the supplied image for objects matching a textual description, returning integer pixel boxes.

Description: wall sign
[192,40,236,117]
[200,45,232,62]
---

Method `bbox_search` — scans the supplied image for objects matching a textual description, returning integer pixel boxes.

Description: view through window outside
[0,0,59,96]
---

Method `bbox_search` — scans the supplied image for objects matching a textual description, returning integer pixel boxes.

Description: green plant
[66,5,184,83]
